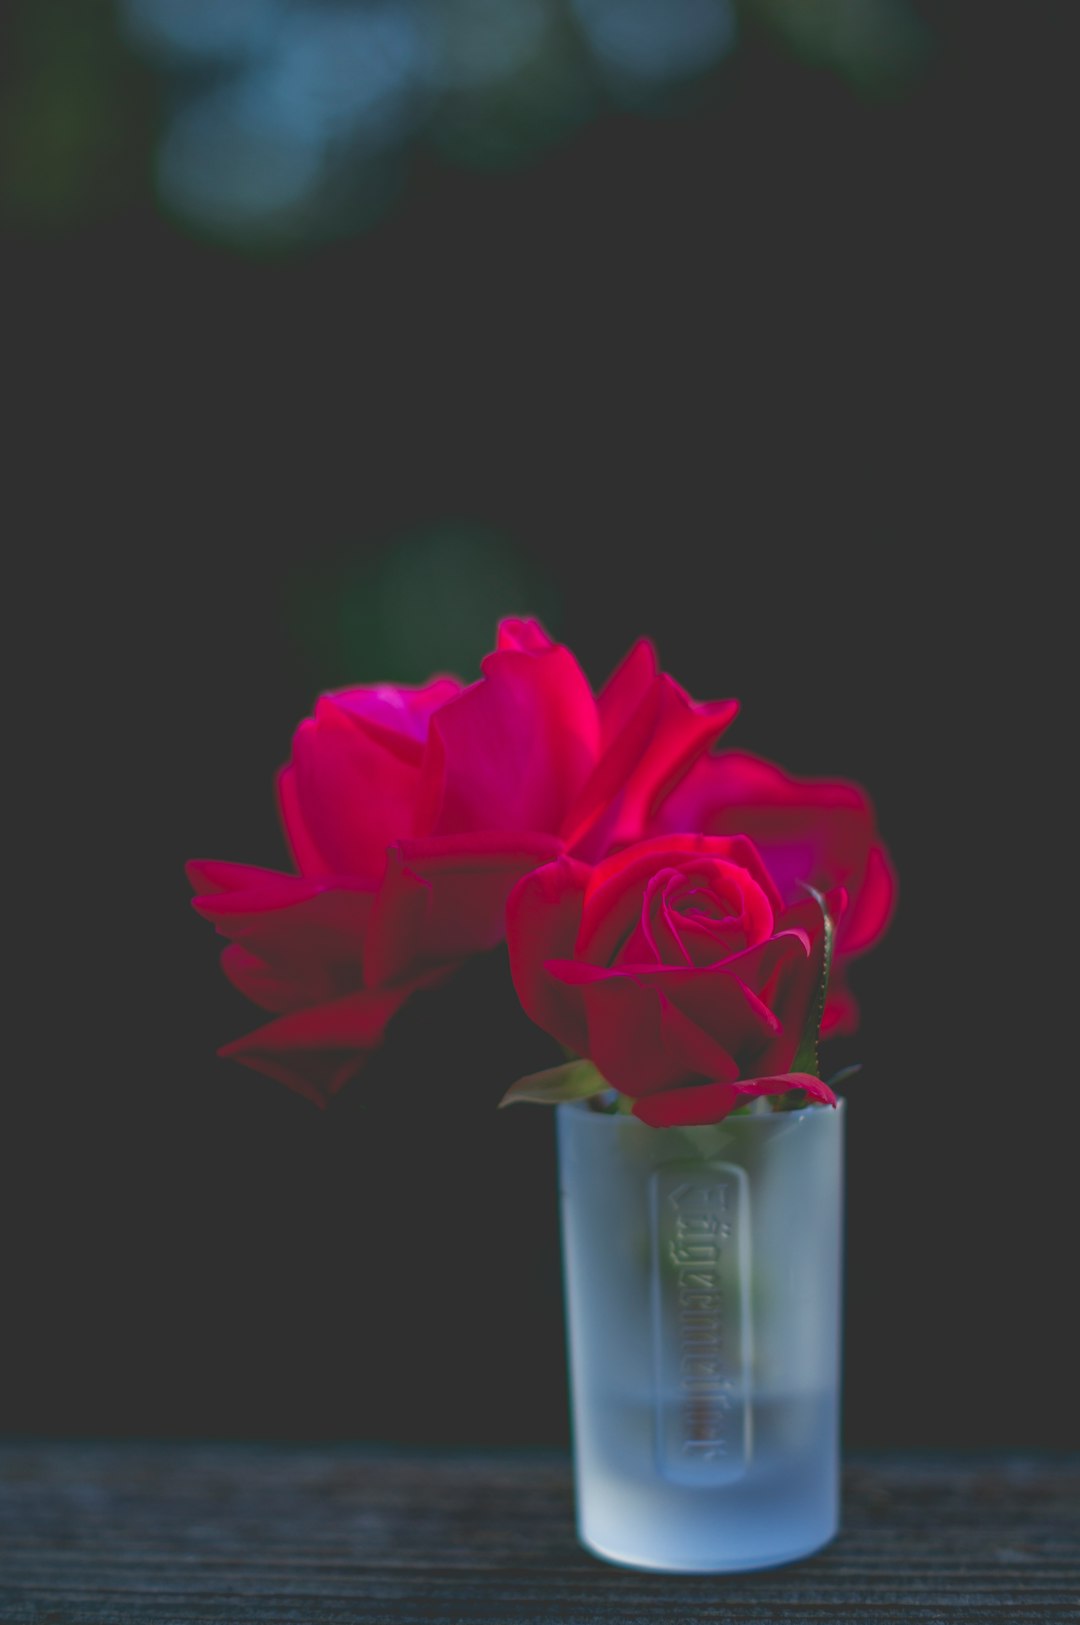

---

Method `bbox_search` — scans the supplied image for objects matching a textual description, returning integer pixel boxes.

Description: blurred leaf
[499,1058,608,1107]
[746,0,934,97]
[1,0,151,225]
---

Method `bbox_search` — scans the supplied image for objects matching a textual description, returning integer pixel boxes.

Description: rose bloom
[508,835,842,1127]
[650,751,896,1035]
[189,622,737,1103]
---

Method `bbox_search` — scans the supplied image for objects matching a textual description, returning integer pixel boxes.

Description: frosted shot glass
[556,1099,844,1572]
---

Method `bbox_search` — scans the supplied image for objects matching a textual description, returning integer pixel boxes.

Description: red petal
[614,677,739,842]
[589,833,784,914]
[748,908,826,1072]
[219,983,435,1106]
[574,970,688,1097]
[546,966,739,1099]
[426,645,600,839]
[219,945,316,1013]
[821,969,860,1036]
[734,1073,838,1106]
[190,863,379,1011]
[188,860,352,915]
[840,840,898,956]
[496,617,556,653]
[579,834,783,965]
[364,832,562,988]
[630,964,785,1067]
[286,698,425,880]
[596,638,657,748]
[632,1072,836,1127]
[654,750,896,959]
[506,858,592,1055]
[331,677,461,758]
[657,996,742,1084]
[660,749,868,834]
[561,648,661,855]
[276,765,330,879]
[633,1081,743,1127]
[188,859,301,901]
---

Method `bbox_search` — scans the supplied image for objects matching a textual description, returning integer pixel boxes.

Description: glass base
[579,1524,837,1574]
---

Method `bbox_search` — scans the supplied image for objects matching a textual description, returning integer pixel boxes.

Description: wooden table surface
[1,1443,1076,1623]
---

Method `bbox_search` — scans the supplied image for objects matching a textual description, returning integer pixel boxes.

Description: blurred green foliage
[286,524,562,689]
[1,0,153,226]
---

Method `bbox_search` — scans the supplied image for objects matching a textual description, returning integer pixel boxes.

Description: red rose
[278,619,738,873]
[650,751,896,1035]
[507,835,841,1127]
[190,621,738,1101]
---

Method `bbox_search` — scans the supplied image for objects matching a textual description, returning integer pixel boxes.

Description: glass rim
[558,1095,846,1125]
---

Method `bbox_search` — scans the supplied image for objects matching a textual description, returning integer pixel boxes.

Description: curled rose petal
[633,1073,836,1128]
[734,1073,838,1106]
[577,834,784,965]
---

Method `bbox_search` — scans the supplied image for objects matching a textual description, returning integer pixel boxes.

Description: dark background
[3,0,1072,1449]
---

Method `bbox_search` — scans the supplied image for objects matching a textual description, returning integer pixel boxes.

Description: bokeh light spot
[571,0,736,86]
[425,0,553,92]
[158,81,324,233]
[259,4,431,147]
[119,0,282,61]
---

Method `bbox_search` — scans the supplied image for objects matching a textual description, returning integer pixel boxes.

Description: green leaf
[498,1059,609,1109]
[790,884,835,1080]
[825,1062,863,1089]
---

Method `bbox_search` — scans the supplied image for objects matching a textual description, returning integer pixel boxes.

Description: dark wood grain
[1,1444,1077,1623]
